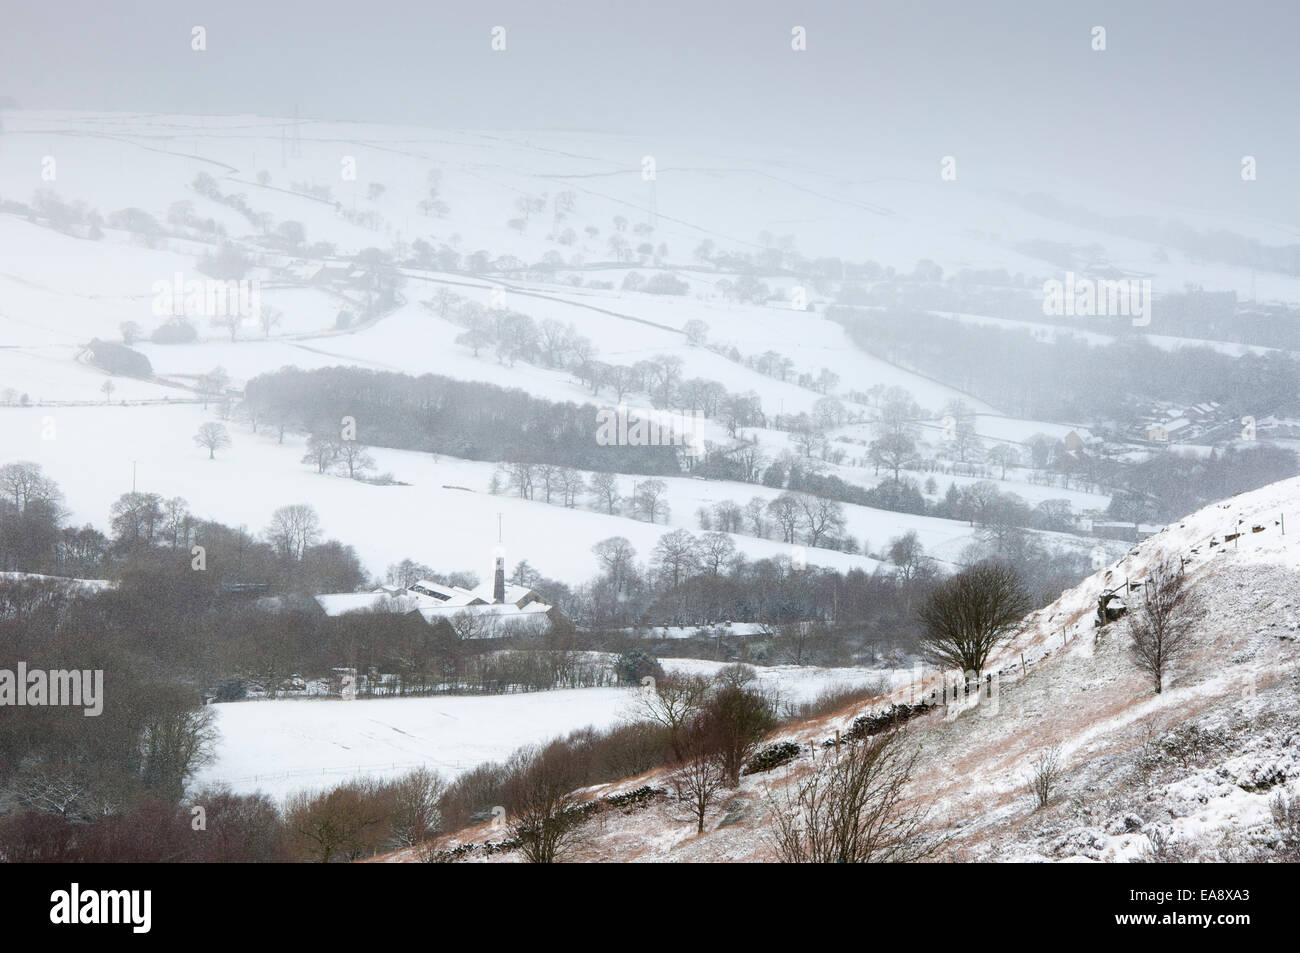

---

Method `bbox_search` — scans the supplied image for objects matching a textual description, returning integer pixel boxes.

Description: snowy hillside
[0,109,1176,582]
[392,476,1300,862]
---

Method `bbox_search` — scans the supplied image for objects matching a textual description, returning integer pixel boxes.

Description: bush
[87,338,152,378]
[770,730,936,863]
[1029,746,1064,809]
[705,679,779,785]
[150,319,198,344]
[643,272,689,295]
[616,650,664,686]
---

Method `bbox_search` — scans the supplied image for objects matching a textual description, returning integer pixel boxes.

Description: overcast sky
[4,0,1298,215]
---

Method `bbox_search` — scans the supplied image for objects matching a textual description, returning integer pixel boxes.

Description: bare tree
[265,503,321,560]
[918,561,1031,679]
[670,718,726,835]
[505,744,587,863]
[682,318,709,345]
[502,460,535,499]
[604,364,637,401]
[258,304,283,339]
[767,492,802,544]
[988,443,1020,480]
[769,729,937,863]
[651,528,698,589]
[138,689,218,803]
[0,461,63,511]
[447,609,488,642]
[390,767,447,848]
[534,464,559,503]
[302,433,341,473]
[631,479,669,523]
[1028,745,1064,809]
[209,312,244,343]
[592,535,637,595]
[772,621,824,666]
[268,402,298,445]
[697,531,737,575]
[337,441,375,479]
[588,472,621,514]
[193,422,231,459]
[161,496,191,549]
[11,761,92,818]
[868,432,916,481]
[556,466,584,507]
[1128,559,1197,694]
[195,367,229,410]
[639,673,711,760]
[286,780,390,863]
[797,494,846,547]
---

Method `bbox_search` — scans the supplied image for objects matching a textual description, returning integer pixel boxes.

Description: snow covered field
[2,109,1294,586]
[6,400,1061,579]
[195,658,903,801]
[194,688,639,802]
[660,657,902,698]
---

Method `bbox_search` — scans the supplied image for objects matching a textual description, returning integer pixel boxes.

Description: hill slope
[394,476,1300,862]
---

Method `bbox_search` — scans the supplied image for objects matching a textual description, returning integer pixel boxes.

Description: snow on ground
[939,310,1289,358]
[196,657,908,803]
[0,570,113,591]
[3,109,1293,591]
[194,688,640,802]
[3,401,1039,581]
[660,657,901,705]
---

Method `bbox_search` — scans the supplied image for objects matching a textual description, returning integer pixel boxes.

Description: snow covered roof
[417,600,552,622]
[315,591,425,616]
[317,579,553,623]
[469,580,536,606]
[407,579,485,607]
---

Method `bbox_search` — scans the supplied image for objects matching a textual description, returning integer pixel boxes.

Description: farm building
[314,554,570,637]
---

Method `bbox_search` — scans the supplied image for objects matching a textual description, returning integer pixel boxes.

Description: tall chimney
[493,555,506,604]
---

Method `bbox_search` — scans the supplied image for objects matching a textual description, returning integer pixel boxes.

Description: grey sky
[3,0,1297,215]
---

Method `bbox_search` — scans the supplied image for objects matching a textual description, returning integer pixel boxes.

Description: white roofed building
[313,554,570,637]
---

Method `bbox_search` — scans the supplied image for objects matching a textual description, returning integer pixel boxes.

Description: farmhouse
[314,554,570,637]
